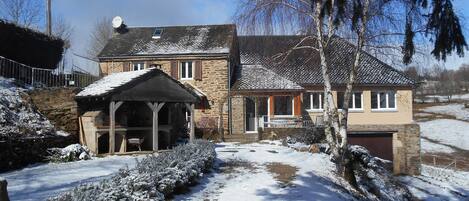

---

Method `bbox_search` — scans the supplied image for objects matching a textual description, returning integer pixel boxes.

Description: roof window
[152,28,162,39]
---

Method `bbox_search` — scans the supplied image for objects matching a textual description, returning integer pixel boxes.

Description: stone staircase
[224,133,259,143]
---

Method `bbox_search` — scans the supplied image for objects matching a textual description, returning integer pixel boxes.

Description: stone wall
[231,96,245,134]
[260,128,306,140]
[349,124,421,175]
[99,58,231,134]
[28,88,79,135]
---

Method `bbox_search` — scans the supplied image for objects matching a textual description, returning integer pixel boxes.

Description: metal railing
[0,56,99,88]
[258,115,324,128]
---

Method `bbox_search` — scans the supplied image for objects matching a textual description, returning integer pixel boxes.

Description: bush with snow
[284,127,325,145]
[348,145,413,201]
[48,140,216,201]
[47,144,92,163]
[0,77,60,138]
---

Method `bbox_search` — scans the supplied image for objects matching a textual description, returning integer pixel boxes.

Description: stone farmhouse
[76,24,420,175]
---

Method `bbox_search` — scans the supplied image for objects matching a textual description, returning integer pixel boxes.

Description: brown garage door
[348,133,393,161]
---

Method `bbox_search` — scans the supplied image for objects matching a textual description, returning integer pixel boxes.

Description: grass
[265,162,298,187]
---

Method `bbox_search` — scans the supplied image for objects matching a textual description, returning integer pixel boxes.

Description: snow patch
[419,119,469,152]
[400,165,469,200]
[0,76,61,138]
[423,104,469,121]
[76,68,153,97]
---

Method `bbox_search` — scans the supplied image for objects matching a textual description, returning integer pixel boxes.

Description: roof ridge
[127,23,236,29]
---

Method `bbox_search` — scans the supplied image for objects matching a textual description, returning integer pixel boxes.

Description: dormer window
[152,28,162,39]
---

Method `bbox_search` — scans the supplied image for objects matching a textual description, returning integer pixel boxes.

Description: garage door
[347,132,393,161]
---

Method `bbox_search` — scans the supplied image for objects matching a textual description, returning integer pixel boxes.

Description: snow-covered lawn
[400,165,469,200]
[419,119,469,153]
[0,155,143,201]
[423,104,469,121]
[421,93,469,103]
[174,142,354,201]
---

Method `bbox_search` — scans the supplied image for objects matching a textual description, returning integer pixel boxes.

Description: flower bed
[48,140,215,201]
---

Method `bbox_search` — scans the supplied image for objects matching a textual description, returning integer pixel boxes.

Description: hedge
[48,140,216,201]
[0,20,64,69]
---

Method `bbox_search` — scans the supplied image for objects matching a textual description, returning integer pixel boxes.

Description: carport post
[185,103,195,142]
[147,102,165,151]
[109,101,123,154]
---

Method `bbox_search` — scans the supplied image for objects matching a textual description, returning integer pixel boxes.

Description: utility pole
[46,0,52,35]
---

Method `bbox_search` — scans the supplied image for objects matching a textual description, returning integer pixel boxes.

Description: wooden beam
[190,103,195,142]
[147,102,165,151]
[109,101,123,154]
[157,102,165,112]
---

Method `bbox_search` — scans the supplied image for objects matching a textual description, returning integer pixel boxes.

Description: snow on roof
[232,65,304,91]
[77,68,153,97]
[98,24,235,58]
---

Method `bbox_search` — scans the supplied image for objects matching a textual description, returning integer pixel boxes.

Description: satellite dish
[112,16,123,29]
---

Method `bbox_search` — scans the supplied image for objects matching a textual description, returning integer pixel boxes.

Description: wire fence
[423,154,469,171]
[0,55,99,88]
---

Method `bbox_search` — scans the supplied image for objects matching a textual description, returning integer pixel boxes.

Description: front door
[245,97,256,132]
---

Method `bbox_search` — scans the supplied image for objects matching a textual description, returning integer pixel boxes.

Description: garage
[348,132,393,161]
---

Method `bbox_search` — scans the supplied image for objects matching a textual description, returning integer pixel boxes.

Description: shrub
[348,145,412,201]
[47,144,92,163]
[48,140,216,201]
[285,127,325,145]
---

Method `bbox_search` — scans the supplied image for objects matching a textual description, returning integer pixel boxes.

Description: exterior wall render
[305,89,413,125]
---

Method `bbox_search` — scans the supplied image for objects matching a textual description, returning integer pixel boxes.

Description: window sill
[180,78,193,81]
[349,109,364,113]
[371,109,398,112]
[273,115,295,118]
[306,109,323,113]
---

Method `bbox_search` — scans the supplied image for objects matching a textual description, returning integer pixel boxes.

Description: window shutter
[123,62,130,72]
[294,95,302,116]
[170,61,178,79]
[195,60,202,80]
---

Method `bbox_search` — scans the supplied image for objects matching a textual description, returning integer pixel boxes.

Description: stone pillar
[0,177,9,201]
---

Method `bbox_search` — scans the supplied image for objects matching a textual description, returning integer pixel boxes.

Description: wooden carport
[76,68,200,154]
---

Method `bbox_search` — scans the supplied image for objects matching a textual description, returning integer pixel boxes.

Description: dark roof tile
[99,24,236,58]
[235,35,415,88]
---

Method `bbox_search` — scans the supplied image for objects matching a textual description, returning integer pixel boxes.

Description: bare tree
[87,17,113,58]
[0,0,43,28]
[52,16,73,49]
[235,0,467,184]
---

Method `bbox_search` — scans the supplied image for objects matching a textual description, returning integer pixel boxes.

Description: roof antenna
[112,16,127,34]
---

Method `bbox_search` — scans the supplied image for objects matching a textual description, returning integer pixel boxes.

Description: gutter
[98,53,230,61]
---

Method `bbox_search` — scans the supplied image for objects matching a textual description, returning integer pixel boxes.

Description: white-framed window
[132,62,145,71]
[180,61,193,80]
[371,91,397,110]
[273,96,294,116]
[304,92,323,111]
[337,92,363,110]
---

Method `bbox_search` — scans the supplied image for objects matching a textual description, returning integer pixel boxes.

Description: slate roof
[234,35,415,90]
[98,24,236,58]
[232,65,303,91]
[76,68,200,102]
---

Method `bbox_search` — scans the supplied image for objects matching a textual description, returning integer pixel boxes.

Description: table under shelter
[75,68,200,154]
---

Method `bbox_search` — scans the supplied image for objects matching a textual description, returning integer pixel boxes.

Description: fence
[423,154,469,171]
[0,56,98,88]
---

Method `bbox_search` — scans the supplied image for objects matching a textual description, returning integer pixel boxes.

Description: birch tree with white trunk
[235,0,467,185]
